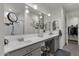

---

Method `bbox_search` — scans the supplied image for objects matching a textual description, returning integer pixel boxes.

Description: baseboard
[68,40,78,42]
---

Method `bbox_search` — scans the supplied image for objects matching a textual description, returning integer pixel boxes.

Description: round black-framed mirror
[7,12,18,23]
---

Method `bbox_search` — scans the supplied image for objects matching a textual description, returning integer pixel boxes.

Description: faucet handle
[4,39,9,45]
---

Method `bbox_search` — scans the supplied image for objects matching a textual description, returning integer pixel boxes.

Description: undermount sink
[17,37,24,42]
[49,32,53,35]
[17,37,32,43]
[24,40,32,43]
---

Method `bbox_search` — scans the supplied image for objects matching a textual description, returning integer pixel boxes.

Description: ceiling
[4,3,25,14]
[33,3,79,13]
[4,3,79,16]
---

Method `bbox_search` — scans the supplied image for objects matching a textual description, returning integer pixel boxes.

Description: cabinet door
[51,36,59,53]
[26,53,32,56]
[50,39,54,54]
[45,36,59,54]
[5,46,31,56]
[31,48,41,56]
[5,42,42,56]
[54,36,59,51]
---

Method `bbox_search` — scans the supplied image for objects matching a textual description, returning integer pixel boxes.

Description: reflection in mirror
[52,21,56,30]
[24,4,45,36]
[52,20,59,31]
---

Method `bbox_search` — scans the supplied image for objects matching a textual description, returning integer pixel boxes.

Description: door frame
[66,16,79,45]
[65,15,68,45]
[78,17,79,45]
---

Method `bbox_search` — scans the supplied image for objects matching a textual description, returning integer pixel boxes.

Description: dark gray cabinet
[45,36,59,54]
[5,36,59,56]
[5,42,42,56]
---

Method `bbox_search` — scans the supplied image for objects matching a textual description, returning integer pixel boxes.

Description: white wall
[68,17,78,26]
[0,4,4,56]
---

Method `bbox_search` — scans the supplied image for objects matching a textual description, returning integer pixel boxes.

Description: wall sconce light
[33,5,38,10]
[25,6,28,9]
[48,13,51,16]
[40,16,42,18]
[25,9,29,14]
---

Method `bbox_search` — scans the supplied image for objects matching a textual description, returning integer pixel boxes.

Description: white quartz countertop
[4,31,59,54]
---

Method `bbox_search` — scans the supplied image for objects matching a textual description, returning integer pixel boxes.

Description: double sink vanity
[4,31,59,56]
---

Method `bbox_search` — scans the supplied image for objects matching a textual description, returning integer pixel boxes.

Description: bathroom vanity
[4,3,61,56]
[4,32,59,56]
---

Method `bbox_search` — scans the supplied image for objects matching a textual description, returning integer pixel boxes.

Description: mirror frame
[7,12,18,23]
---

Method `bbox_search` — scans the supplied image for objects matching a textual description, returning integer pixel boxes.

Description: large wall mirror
[24,4,45,35]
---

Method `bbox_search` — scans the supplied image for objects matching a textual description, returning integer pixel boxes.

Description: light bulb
[25,9,29,14]
[48,13,51,16]
[33,5,38,9]
[9,9,12,11]
[5,12,9,17]
[25,6,28,9]
[40,16,42,18]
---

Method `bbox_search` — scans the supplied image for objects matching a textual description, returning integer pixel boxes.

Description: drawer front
[31,48,41,56]
[26,53,32,56]
[6,46,31,56]
[26,48,41,56]
[6,42,42,56]
[30,42,42,51]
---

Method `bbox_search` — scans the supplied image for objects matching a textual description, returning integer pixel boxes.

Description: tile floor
[63,40,79,56]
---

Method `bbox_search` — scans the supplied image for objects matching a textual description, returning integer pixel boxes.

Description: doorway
[66,17,78,45]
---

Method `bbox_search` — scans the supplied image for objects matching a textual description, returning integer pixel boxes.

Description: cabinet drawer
[26,53,32,56]
[31,48,41,56]
[30,42,42,51]
[6,42,42,56]
[26,48,41,56]
[6,46,31,56]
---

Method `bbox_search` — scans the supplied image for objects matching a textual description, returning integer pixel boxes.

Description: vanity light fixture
[33,5,38,9]
[40,16,42,18]
[25,6,28,9]
[48,13,51,16]
[5,12,9,17]
[25,9,29,14]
